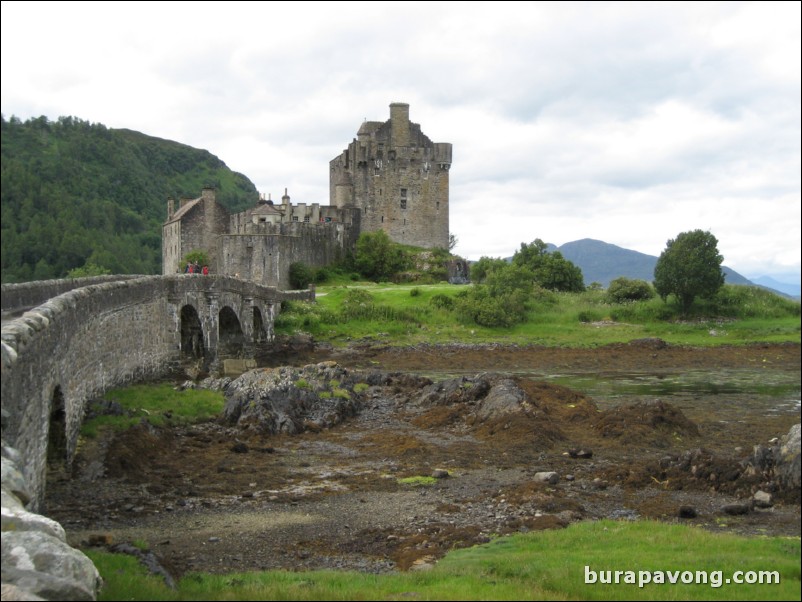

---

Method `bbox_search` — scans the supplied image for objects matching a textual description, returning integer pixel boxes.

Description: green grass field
[276,282,800,347]
[87,520,801,601]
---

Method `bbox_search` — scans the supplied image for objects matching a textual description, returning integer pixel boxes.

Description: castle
[162,103,452,288]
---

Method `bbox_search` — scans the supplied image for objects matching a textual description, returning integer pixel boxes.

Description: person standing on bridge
[202,265,209,276]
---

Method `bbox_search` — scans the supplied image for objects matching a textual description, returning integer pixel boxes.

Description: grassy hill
[0,115,258,282]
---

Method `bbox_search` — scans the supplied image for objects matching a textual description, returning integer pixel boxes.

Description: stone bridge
[1,275,313,509]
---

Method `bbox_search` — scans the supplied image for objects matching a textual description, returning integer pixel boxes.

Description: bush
[289,262,314,289]
[410,287,421,297]
[455,285,529,327]
[430,294,455,310]
[606,277,655,303]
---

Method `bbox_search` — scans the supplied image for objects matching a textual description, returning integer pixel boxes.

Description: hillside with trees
[1,115,258,282]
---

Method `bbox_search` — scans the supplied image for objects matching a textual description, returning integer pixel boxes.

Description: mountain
[1,115,258,283]
[749,276,801,299]
[556,238,754,288]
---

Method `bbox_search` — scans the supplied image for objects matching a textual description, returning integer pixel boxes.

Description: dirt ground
[45,341,801,577]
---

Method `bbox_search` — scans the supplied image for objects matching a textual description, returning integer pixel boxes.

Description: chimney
[167,197,175,219]
[282,188,290,206]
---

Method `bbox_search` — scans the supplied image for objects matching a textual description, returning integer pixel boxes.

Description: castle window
[292,216,299,222]
[303,216,310,223]
[400,188,407,210]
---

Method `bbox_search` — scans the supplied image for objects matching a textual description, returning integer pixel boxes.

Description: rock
[1,456,31,505]
[753,490,773,508]
[1,583,45,601]
[476,379,528,421]
[678,506,698,519]
[592,478,608,490]
[1,496,66,540]
[775,424,800,494]
[431,469,449,479]
[87,534,113,547]
[1,531,101,601]
[720,503,751,516]
[568,448,593,459]
[230,442,249,454]
[533,471,559,485]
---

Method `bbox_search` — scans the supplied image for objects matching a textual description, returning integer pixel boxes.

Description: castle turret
[390,102,410,147]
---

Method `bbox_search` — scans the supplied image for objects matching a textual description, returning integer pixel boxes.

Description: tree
[448,233,458,252]
[653,230,724,313]
[354,230,408,281]
[289,262,314,289]
[512,239,584,292]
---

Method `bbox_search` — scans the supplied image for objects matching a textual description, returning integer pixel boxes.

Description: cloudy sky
[2,1,800,282]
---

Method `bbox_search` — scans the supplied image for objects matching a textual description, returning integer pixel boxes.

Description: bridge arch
[180,304,205,358]
[218,306,245,356]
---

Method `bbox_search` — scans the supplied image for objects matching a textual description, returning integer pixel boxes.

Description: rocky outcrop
[222,362,371,435]
[745,423,801,501]
[1,441,101,601]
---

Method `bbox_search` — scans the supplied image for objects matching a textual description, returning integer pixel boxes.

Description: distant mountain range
[536,238,798,298]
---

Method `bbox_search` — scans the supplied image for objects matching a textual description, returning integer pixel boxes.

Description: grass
[275,283,800,348]
[397,475,437,486]
[86,520,801,601]
[80,383,225,438]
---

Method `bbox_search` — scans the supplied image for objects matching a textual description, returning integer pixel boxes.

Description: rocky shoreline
[40,344,800,581]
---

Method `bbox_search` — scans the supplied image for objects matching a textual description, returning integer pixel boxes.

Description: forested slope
[1,115,258,282]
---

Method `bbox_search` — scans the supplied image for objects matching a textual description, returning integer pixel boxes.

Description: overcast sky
[2,1,800,282]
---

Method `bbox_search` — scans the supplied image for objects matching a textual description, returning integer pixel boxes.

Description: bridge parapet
[1,275,312,509]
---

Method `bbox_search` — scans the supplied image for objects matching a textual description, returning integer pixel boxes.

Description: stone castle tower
[329,103,452,249]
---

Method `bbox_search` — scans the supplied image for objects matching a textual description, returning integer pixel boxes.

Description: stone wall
[219,218,360,288]
[1,276,144,316]
[1,275,310,509]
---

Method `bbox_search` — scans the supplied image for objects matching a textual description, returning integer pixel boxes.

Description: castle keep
[162,103,452,287]
[330,102,452,249]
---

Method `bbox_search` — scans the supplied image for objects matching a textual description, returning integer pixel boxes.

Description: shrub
[410,287,421,297]
[430,294,455,310]
[606,277,655,303]
[289,262,314,289]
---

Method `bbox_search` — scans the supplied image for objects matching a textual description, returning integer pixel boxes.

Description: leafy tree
[180,250,209,273]
[470,256,508,283]
[653,230,725,313]
[67,262,111,278]
[606,277,655,303]
[354,230,408,281]
[289,262,314,289]
[512,239,584,292]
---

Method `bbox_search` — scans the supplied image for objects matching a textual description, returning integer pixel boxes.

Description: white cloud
[1,0,799,281]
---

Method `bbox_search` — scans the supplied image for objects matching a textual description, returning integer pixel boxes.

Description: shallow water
[417,367,801,423]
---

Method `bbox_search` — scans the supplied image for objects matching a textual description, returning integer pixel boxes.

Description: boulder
[1,441,101,600]
[775,424,800,494]
[1,532,101,601]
